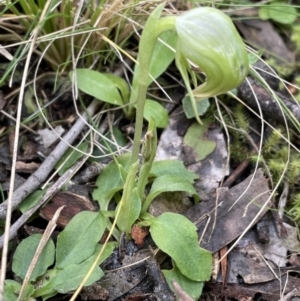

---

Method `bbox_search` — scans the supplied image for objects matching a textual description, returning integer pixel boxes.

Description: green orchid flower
[131,4,249,161]
[174,7,249,123]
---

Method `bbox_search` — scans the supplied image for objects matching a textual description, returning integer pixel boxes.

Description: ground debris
[185,169,270,253]
[204,273,300,301]
[238,77,300,130]
[235,19,294,63]
[39,190,96,228]
[157,111,229,201]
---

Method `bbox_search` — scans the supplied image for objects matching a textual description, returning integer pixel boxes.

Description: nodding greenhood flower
[174,7,249,120]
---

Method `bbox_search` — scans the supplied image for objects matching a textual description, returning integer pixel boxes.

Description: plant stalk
[130,13,176,164]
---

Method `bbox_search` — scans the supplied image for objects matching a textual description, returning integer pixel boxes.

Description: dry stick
[0,98,99,221]
[238,77,300,129]
[0,151,90,249]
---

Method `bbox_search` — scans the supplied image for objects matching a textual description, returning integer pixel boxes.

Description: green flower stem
[137,119,157,199]
[141,194,153,214]
[130,83,149,164]
[130,7,176,164]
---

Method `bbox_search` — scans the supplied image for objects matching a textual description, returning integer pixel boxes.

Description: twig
[278,181,289,219]
[0,153,89,249]
[238,77,300,129]
[279,288,298,301]
[0,98,99,220]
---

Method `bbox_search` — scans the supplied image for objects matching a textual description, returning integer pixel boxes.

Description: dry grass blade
[172,280,193,301]
[16,206,64,301]
[0,0,54,298]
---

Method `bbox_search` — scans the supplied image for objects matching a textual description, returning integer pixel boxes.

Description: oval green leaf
[268,3,297,24]
[131,30,177,96]
[149,213,212,281]
[4,280,21,301]
[143,99,168,128]
[117,187,141,234]
[150,160,198,183]
[19,189,46,213]
[32,269,58,298]
[182,96,210,119]
[148,30,177,85]
[105,73,130,104]
[163,265,204,301]
[4,280,34,301]
[55,211,105,269]
[92,152,131,210]
[70,69,123,105]
[52,262,103,293]
[12,234,55,281]
[116,161,140,234]
[144,174,199,211]
[183,120,216,162]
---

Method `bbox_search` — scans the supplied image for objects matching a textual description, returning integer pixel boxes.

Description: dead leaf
[220,246,228,288]
[205,273,300,301]
[15,161,40,173]
[99,250,151,301]
[235,20,294,63]
[39,191,95,228]
[131,225,149,247]
[185,169,270,253]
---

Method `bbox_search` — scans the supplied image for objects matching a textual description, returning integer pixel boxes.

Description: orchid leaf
[92,152,131,210]
[259,2,297,25]
[183,120,216,162]
[131,30,177,101]
[149,213,212,281]
[4,280,34,301]
[4,280,21,301]
[148,30,177,85]
[150,160,198,182]
[32,269,58,298]
[88,243,116,265]
[55,211,105,269]
[105,73,130,104]
[117,188,141,234]
[19,189,46,213]
[182,96,210,119]
[142,174,199,212]
[70,69,123,106]
[163,265,204,301]
[142,99,168,128]
[116,161,141,233]
[12,234,55,281]
[48,263,102,294]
